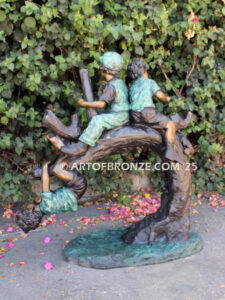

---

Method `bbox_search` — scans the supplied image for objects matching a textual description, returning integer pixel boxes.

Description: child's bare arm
[78,98,106,109]
[155,90,171,103]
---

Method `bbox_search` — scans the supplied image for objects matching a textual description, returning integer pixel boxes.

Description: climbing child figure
[127,59,193,162]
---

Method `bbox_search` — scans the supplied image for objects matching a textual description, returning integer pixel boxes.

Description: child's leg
[59,115,106,156]
[52,155,73,183]
[79,112,129,146]
[52,156,87,199]
[139,108,183,162]
[79,114,110,146]
[61,112,129,156]
[47,115,105,156]
[166,124,194,157]
[164,121,185,162]
[165,120,176,144]
[41,161,51,193]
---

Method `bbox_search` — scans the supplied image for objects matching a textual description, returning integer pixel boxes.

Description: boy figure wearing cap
[49,52,129,156]
[127,59,193,162]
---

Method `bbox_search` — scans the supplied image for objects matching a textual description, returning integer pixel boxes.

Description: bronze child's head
[99,51,124,80]
[127,59,149,80]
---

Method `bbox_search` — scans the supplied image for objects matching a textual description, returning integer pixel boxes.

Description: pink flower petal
[6,227,13,233]
[193,16,198,23]
[7,242,14,249]
[43,237,51,243]
[44,262,54,270]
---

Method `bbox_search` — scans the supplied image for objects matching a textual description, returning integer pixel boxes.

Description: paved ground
[0,202,225,300]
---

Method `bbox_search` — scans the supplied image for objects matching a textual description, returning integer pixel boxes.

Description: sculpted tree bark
[69,124,192,244]
[40,114,193,244]
[17,107,193,245]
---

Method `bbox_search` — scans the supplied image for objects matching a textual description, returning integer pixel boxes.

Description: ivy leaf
[8,63,14,71]
[64,33,70,41]
[5,173,12,182]
[15,139,24,155]
[122,50,131,60]
[0,10,6,22]
[1,116,8,125]
[222,7,225,16]
[24,17,36,29]
[110,26,120,39]
[135,46,143,56]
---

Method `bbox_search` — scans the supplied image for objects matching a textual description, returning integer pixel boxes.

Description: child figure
[49,52,130,156]
[39,156,87,214]
[16,156,87,233]
[127,59,192,162]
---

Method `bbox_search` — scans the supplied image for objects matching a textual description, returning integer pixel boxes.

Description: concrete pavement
[0,202,225,300]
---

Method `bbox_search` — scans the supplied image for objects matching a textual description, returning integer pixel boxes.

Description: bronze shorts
[130,107,170,129]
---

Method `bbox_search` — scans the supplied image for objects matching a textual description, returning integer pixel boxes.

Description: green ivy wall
[0,0,224,204]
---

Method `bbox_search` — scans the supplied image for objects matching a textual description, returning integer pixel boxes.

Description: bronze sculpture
[16,53,202,268]
[16,156,86,233]
[48,52,130,156]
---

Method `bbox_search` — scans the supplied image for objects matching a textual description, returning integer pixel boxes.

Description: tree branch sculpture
[39,113,192,245]
[70,124,192,244]
[15,58,201,267]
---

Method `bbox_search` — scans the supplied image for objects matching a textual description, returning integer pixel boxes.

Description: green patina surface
[99,52,124,72]
[106,79,130,113]
[40,186,78,215]
[64,227,203,269]
[129,77,161,112]
[79,78,129,147]
[79,111,129,146]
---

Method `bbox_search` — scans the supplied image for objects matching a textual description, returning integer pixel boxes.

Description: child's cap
[99,52,124,72]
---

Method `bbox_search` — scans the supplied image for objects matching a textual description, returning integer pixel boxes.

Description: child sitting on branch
[49,52,130,156]
[127,59,193,163]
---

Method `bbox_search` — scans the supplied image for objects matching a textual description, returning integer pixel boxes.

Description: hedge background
[0,0,224,204]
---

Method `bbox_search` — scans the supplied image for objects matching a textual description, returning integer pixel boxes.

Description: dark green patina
[64,227,203,269]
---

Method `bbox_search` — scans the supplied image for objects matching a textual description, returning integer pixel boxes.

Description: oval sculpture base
[63,227,203,269]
